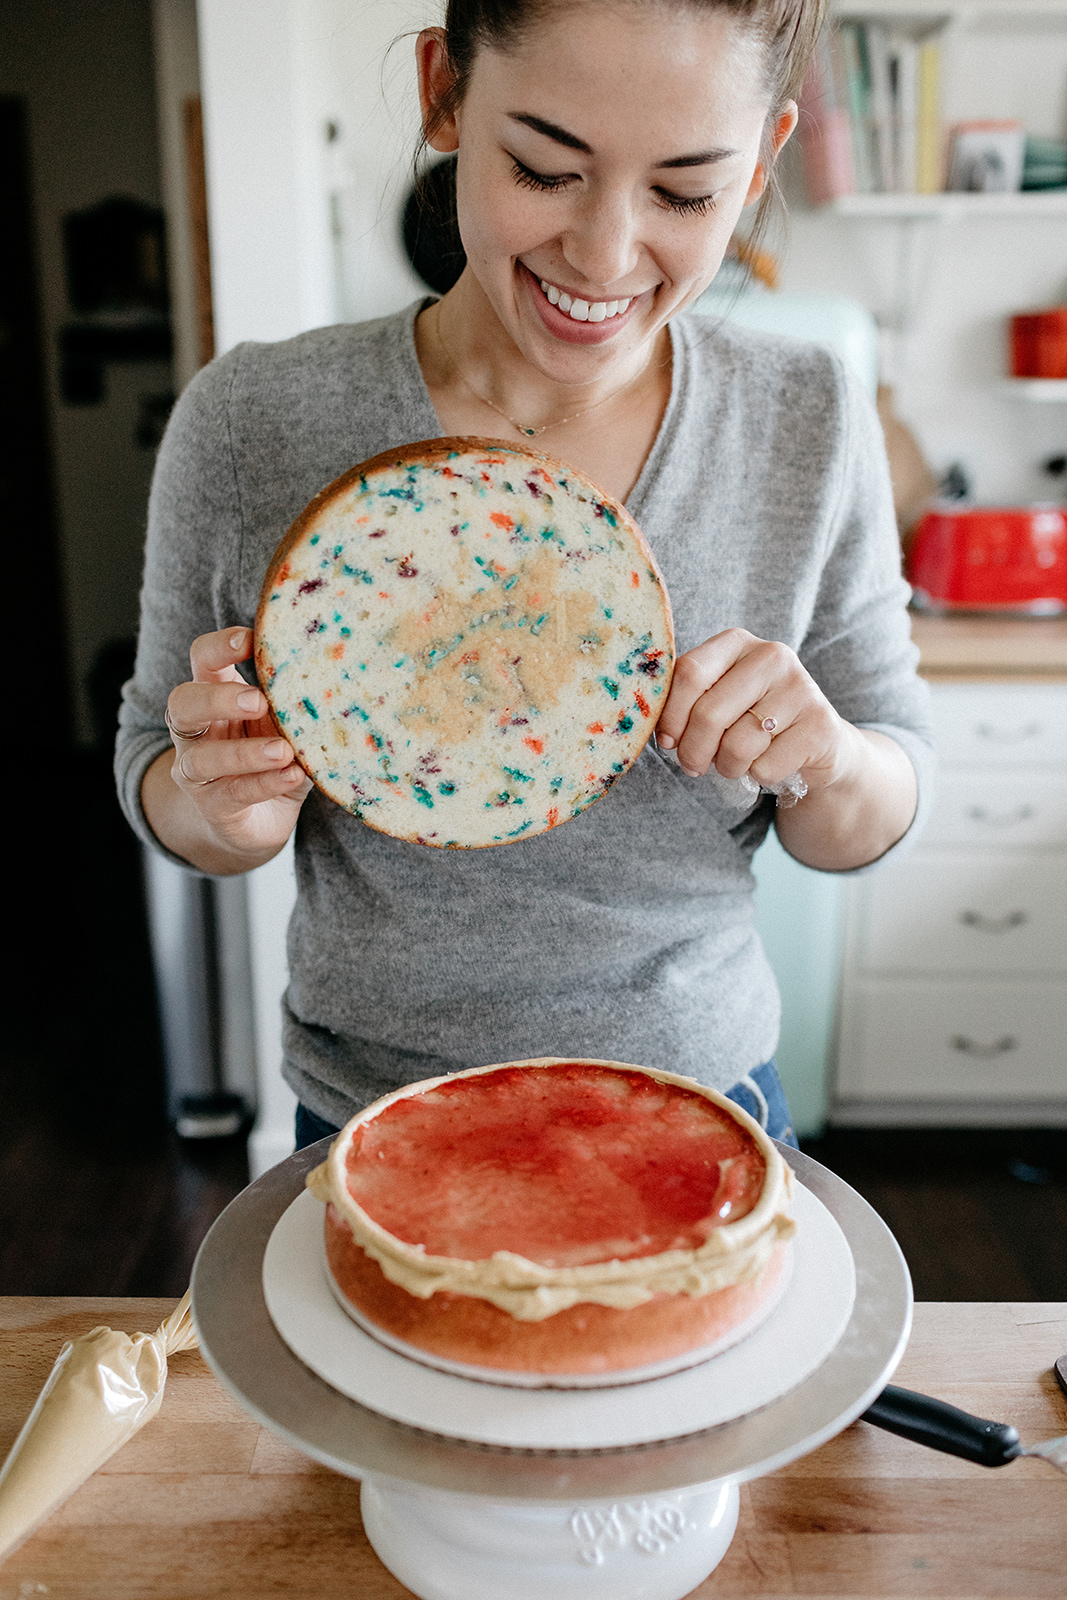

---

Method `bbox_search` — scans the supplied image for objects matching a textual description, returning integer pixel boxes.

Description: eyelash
[509,157,716,217]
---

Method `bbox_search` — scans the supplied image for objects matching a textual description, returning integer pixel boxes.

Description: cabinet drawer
[851,853,1067,975]
[923,771,1067,849]
[930,683,1067,768]
[837,978,1067,1100]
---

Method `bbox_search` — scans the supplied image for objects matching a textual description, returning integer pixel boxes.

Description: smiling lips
[538,277,635,323]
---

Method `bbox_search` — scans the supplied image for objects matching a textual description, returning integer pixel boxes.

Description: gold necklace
[434,310,653,440]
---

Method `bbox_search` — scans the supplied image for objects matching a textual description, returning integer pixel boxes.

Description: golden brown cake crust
[324,1201,791,1375]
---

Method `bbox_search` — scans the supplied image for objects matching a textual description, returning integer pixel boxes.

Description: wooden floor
[3,747,1065,1300]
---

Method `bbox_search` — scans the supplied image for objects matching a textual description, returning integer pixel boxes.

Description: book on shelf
[797,27,856,204]
[799,19,944,200]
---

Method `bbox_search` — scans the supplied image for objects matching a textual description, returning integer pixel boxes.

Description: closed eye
[511,155,717,216]
[510,156,575,193]
[655,189,717,217]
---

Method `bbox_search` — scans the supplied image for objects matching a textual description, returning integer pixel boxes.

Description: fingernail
[237,690,260,712]
[265,739,289,760]
[657,733,676,749]
[230,630,248,651]
[283,764,303,783]
[680,763,702,778]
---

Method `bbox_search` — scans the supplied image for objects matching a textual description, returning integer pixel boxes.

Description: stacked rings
[165,705,211,740]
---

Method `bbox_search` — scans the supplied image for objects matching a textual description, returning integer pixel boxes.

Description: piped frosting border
[307,1057,796,1322]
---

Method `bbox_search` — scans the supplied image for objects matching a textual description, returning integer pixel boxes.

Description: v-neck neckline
[399,298,685,517]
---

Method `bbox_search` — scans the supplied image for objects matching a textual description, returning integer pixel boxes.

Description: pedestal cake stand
[191,1141,912,1600]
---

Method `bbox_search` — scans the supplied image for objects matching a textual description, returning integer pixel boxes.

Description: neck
[421,270,665,434]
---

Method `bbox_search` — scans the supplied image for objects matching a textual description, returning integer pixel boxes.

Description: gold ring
[178,751,215,786]
[747,710,778,734]
[166,705,210,740]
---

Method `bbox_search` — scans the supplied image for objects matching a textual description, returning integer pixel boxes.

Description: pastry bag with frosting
[0,1292,197,1563]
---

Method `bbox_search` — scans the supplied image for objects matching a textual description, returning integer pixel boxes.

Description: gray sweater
[117,302,934,1125]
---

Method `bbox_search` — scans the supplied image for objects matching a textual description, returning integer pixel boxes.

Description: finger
[173,736,296,788]
[173,753,312,811]
[748,703,842,792]
[700,707,797,781]
[655,630,755,749]
[168,678,268,734]
[672,672,803,777]
[190,626,255,684]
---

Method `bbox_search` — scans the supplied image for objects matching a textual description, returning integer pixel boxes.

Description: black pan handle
[861,1384,1022,1467]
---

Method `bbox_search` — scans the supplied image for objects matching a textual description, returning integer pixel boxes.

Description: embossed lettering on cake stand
[359,1477,740,1600]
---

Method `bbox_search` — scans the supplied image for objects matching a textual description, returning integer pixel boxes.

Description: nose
[559,185,641,292]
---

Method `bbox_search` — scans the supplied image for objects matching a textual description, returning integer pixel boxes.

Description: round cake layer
[324,1202,790,1377]
[254,438,673,847]
[342,1062,766,1268]
[307,1059,795,1378]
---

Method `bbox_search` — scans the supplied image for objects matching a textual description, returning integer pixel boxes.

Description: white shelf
[825,191,1067,218]
[834,0,1067,22]
[1000,378,1067,400]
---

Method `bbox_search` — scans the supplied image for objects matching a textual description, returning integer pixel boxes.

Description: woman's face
[423,2,794,381]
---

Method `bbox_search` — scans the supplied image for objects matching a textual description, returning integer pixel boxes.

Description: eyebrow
[507,113,739,168]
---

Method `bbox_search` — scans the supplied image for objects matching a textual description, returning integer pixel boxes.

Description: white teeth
[538,280,635,321]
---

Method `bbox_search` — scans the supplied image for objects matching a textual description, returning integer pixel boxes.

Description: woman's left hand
[654,628,918,871]
[655,628,856,791]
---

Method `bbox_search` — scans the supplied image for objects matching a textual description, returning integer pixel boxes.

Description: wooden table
[1,1299,1065,1599]
[911,613,1067,680]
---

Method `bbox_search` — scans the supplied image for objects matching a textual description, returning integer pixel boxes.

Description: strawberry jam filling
[344,1063,765,1268]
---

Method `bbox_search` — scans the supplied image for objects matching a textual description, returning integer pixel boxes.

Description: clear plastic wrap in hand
[0,1292,197,1564]
[736,769,808,809]
[656,739,808,810]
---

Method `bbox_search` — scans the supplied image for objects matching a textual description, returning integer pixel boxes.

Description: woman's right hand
[158,625,312,865]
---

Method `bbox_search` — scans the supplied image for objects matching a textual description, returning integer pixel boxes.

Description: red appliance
[1010,308,1067,379]
[907,506,1067,614]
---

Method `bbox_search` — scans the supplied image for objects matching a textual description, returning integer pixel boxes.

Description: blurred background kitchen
[2,0,1065,1302]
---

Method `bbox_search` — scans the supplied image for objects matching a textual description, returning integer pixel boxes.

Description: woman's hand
[655,629,918,870]
[142,626,312,874]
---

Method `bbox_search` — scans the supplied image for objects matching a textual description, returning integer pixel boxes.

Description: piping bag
[0,1291,198,1564]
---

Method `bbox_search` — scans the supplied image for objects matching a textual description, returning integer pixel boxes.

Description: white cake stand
[191,1141,911,1600]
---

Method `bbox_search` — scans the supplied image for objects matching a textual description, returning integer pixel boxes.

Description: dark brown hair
[421,0,828,243]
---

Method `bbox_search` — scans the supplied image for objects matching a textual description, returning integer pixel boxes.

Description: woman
[117,0,933,1150]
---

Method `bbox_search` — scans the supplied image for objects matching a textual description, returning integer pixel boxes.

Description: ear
[416,27,460,153]
[743,102,798,206]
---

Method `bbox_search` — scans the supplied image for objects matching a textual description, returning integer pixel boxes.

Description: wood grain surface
[1,1299,1065,1599]
[911,613,1067,680]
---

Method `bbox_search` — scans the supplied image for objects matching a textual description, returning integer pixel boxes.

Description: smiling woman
[116,0,935,1146]
[414,2,799,496]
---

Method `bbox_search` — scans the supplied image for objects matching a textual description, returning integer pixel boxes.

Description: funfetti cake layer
[254,438,674,848]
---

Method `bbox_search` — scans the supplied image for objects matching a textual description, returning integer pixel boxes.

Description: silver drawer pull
[950,1035,1018,1059]
[958,909,1029,933]
[965,805,1035,828]
[974,721,1043,744]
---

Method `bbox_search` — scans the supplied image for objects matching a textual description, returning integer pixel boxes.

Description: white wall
[152,0,204,391]
[196,0,433,356]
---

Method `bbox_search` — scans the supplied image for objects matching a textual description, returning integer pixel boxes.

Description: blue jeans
[294,1059,797,1151]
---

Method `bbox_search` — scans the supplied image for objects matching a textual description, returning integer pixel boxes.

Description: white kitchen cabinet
[834,677,1067,1123]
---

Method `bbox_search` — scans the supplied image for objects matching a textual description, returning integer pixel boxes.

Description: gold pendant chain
[434,309,653,440]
